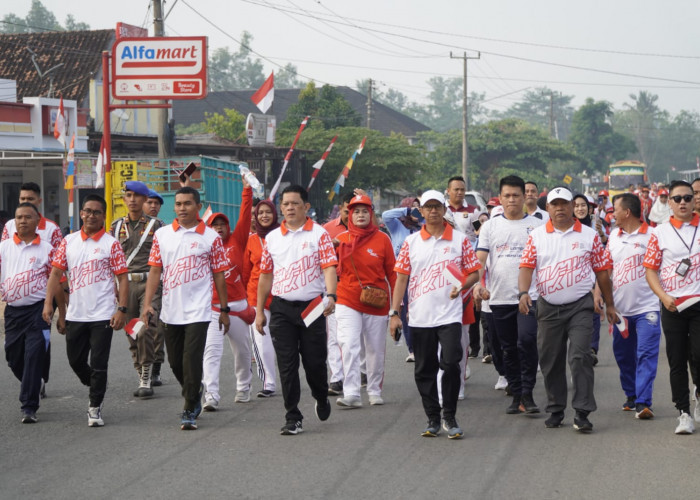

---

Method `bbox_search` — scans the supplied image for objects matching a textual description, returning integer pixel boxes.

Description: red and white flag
[53,97,66,147]
[676,295,700,313]
[301,296,327,327]
[201,204,213,224]
[610,315,629,339]
[125,318,146,340]
[251,72,274,114]
[442,263,466,289]
[268,116,309,200]
[94,135,107,188]
[307,136,337,190]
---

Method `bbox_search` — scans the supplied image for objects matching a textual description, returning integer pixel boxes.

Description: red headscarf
[337,195,378,275]
[254,199,279,239]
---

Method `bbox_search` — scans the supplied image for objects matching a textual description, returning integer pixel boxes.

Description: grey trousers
[537,293,597,414]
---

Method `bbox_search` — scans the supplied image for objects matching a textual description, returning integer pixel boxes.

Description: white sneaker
[203,397,219,412]
[87,404,104,427]
[336,396,363,408]
[465,365,471,380]
[694,397,700,423]
[405,353,415,363]
[368,395,384,406]
[234,390,251,403]
[458,391,465,401]
[675,412,695,434]
[495,376,508,390]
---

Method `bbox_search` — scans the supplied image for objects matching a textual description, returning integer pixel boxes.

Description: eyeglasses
[422,204,443,211]
[670,195,694,204]
[81,209,104,217]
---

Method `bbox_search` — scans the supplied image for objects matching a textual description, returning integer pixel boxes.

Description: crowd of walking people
[3,173,700,438]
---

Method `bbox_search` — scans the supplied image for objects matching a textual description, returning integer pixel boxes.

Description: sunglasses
[670,195,694,204]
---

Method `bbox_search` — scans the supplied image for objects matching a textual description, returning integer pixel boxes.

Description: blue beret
[124,181,149,197]
[148,189,164,204]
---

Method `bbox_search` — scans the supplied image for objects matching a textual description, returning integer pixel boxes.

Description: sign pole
[102,51,113,227]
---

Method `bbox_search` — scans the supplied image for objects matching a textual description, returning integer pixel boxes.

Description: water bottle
[239,164,265,198]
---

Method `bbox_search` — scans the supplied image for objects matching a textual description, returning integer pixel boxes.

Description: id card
[676,258,692,278]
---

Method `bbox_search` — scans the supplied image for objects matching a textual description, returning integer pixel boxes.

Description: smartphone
[178,162,197,183]
[394,327,402,342]
[410,207,421,219]
[473,220,482,231]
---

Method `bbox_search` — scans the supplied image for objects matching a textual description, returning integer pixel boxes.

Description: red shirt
[336,230,396,315]
[242,232,272,310]
[323,217,348,239]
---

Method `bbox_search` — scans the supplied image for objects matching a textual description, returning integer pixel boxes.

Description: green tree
[497,87,575,142]
[208,32,265,90]
[355,79,411,113]
[1,1,88,33]
[279,82,360,137]
[275,63,304,89]
[203,108,247,143]
[64,14,90,31]
[615,91,668,174]
[568,98,636,174]
[654,110,700,181]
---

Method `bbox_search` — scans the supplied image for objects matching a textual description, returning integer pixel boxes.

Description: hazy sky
[2,0,699,116]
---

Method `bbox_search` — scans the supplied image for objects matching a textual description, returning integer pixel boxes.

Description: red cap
[487,197,500,207]
[598,189,609,197]
[348,194,373,209]
[658,188,669,196]
[206,212,229,227]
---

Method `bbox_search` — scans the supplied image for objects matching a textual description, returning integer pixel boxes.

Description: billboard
[111,37,207,100]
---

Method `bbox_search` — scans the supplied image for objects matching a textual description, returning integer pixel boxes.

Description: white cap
[546,187,573,204]
[420,189,446,207]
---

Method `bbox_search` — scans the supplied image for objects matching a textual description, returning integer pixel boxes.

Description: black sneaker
[21,411,37,424]
[315,398,331,421]
[635,404,654,420]
[180,410,197,430]
[591,349,598,367]
[152,363,163,387]
[622,396,636,411]
[327,381,343,396]
[280,420,303,435]
[257,389,275,398]
[442,417,464,439]
[505,384,512,396]
[360,373,367,387]
[545,411,565,428]
[573,411,593,433]
[421,419,441,437]
[521,393,540,414]
[193,383,204,419]
[506,395,524,414]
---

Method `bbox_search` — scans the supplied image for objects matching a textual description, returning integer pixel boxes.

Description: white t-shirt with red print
[520,219,612,305]
[643,213,700,298]
[52,228,128,321]
[395,224,481,328]
[149,219,229,324]
[605,223,658,316]
[260,218,338,302]
[0,234,55,306]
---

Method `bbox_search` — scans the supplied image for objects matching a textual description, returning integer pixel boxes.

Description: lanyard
[671,222,699,257]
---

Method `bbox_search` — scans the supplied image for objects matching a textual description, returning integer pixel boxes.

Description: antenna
[26,46,64,98]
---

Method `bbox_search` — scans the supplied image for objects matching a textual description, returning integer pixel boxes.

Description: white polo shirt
[2,216,62,249]
[0,234,54,306]
[148,219,229,325]
[605,223,658,316]
[52,228,128,322]
[520,219,612,305]
[477,214,544,304]
[643,213,700,298]
[395,224,481,328]
[260,218,338,302]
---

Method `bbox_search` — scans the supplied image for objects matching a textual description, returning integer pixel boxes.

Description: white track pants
[202,299,252,402]
[438,325,469,404]
[250,309,276,392]
[327,312,344,384]
[335,304,388,398]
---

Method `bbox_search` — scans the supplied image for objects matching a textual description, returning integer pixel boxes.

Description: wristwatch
[388,309,399,317]
[518,291,529,299]
[220,306,231,313]
[117,306,127,313]
[327,293,337,301]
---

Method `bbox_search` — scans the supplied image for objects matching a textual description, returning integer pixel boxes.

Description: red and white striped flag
[442,263,466,288]
[307,136,337,190]
[251,72,274,114]
[94,135,107,188]
[301,296,327,327]
[53,97,66,147]
[202,204,213,224]
[269,116,310,200]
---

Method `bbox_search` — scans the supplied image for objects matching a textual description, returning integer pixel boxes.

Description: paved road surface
[1,322,696,499]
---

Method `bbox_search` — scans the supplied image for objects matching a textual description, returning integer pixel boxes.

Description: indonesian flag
[53,97,66,146]
[95,135,107,188]
[307,136,337,190]
[301,296,327,327]
[251,72,274,114]
[64,134,76,190]
[202,204,213,224]
[676,295,700,313]
[610,315,629,339]
[125,318,146,340]
[442,263,466,289]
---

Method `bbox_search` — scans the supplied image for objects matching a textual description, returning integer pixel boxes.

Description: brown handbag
[350,256,388,308]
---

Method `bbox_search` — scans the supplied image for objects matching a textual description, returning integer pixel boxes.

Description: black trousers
[412,322,462,420]
[490,302,539,396]
[468,306,481,356]
[65,320,113,407]
[269,296,328,422]
[660,302,700,414]
[4,300,50,412]
[484,312,505,376]
[160,321,209,411]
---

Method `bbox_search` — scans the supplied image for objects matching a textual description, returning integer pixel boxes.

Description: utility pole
[366,78,373,130]
[153,0,172,158]
[450,51,480,190]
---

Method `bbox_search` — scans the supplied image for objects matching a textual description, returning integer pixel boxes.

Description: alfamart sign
[111,36,207,100]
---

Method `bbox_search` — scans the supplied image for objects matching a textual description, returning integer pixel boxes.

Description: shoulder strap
[125,218,157,266]
[349,255,364,287]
